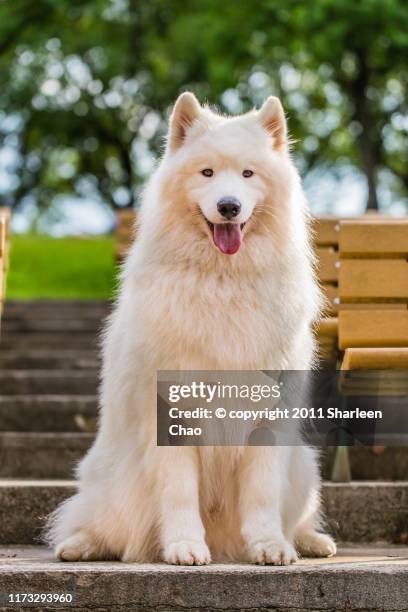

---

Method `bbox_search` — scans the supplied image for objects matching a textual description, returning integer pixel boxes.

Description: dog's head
[158,92,298,257]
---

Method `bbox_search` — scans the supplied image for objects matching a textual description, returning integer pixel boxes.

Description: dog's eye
[242,169,254,178]
[201,168,214,177]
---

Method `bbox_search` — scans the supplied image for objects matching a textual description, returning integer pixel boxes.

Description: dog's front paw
[163,540,211,565]
[248,539,298,565]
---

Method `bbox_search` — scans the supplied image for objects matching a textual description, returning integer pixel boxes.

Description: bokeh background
[0,0,407,296]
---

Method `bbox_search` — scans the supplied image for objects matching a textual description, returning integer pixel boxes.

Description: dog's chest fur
[133,257,308,371]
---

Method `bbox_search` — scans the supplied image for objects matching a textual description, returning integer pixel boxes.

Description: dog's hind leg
[56,530,108,561]
[295,517,336,558]
[286,447,336,558]
[46,490,115,561]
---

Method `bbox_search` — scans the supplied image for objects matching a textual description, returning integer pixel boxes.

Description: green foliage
[0,0,407,213]
[7,235,117,298]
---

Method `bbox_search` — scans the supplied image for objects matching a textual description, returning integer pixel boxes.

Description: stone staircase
[0,300,407,611]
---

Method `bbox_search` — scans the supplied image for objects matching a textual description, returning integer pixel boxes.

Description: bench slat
[321,284,339,315]
[339,260,408,301]
[316,247,338,283]
[339,310,408,349]
[339,303,406,310]
[340,220,408,256]
[342,348,408,370]
[313,217,340,246]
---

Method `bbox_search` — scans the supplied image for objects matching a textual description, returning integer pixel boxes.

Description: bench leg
[330,446,351,482]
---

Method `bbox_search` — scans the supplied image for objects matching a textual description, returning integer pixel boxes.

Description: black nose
[217,197,241,220]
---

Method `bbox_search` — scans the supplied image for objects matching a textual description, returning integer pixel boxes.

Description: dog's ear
[258,96,287,150]
[168,92,201,151]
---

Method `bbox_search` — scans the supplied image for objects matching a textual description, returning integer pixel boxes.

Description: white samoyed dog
[47,92,336,565]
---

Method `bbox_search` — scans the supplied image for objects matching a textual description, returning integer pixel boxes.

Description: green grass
[6,235,118,299]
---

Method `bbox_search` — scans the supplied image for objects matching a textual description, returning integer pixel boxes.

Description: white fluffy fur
[47,93,336,565]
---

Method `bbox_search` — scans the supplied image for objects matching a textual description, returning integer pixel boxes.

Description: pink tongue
[213,223,242,255]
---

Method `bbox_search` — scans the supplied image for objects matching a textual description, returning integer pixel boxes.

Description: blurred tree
[0,0,406,215]
[272,0,408,210]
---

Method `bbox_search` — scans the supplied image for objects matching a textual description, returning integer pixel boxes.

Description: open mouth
[205,218,246,255]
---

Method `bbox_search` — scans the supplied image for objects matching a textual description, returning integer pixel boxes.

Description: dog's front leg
[239,447,297,565]
[159,447,211,565]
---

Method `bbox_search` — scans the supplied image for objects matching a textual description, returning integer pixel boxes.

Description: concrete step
[1,432,407,480]
[0,433,93,478]
[2,319,103,333]
[0,332,98,349]
[0,545,407,611]
[4,299,109,315]
[0,395,97,431]
[0,370,98,394]
[0,349,100,370]
[0,480,407,545]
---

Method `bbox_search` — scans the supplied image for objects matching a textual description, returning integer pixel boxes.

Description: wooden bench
[331,219,408,481]
[338,219,408,364]
[313,215,400,365]
[0,207,11,328]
